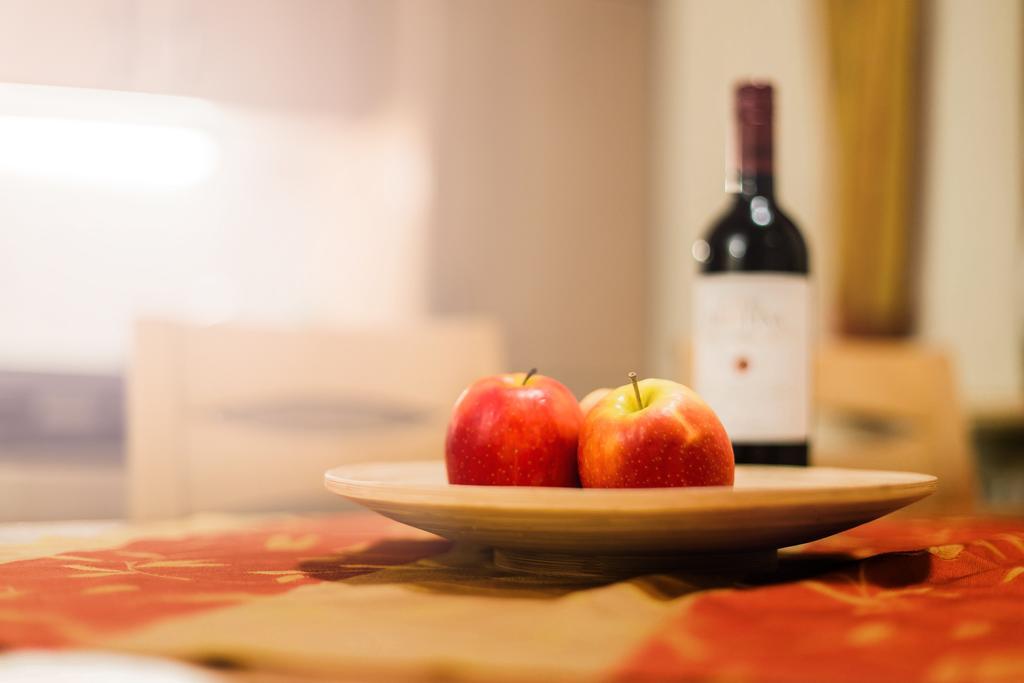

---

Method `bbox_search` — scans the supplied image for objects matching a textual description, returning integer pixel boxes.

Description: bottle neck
[738,173,774,199]
[735,84,774,200]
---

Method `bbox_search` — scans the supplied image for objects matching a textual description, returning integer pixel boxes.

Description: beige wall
[427,1,652,395]
[0,0,407,115]
[920,0,1023,406]
[0,0,652,396]
[652,0,1023,408]
[650,0,834,379]
[8,0,1016,404]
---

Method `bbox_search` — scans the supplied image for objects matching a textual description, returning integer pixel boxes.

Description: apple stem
[628,371,643,409]
[523,368,538,386]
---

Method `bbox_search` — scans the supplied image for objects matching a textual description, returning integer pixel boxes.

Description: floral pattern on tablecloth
[616,518,1024,683]
[0,514,449,648]
[1,514,1022,683]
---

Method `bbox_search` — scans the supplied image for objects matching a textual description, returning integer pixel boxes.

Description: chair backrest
[129,318,503,519]
[679,340,977,513]
[814,341,976,513]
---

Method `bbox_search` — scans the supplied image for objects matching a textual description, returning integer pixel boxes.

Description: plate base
[493,547,779,579]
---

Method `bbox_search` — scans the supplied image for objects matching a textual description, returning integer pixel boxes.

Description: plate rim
[324,460,938,512]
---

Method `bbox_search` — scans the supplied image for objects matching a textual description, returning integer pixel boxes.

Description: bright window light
[0,116,218,189]
[0,83,220,190]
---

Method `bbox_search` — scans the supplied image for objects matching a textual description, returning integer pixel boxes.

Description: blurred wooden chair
[814,341,976,513]
[679,340,977,513]
[129,317,502,519]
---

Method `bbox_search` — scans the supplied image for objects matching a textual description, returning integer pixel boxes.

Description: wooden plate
[324,461,936,576]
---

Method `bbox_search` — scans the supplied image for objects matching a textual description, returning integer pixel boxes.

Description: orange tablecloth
[0,513,1022,682]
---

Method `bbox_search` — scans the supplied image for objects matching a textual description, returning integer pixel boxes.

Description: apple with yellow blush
[578,373,734,488]
[579,387,611,416]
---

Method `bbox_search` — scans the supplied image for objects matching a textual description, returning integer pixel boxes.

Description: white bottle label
[693,273,810,442]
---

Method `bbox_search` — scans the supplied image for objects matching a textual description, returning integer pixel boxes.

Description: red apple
[579,387,611,416]
[446,370,583,486]
[579,374,734,488]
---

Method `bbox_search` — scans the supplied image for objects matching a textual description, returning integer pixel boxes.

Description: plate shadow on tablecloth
[293,539,931,600]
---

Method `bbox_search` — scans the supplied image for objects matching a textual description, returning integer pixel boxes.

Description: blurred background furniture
[971,398,1024,513]
[0,371,124,521]
[814,341,976,513]
[128,317,502,519]
[679,339,977,512]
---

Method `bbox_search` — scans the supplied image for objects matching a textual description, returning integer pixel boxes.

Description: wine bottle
[692,82,811,466]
